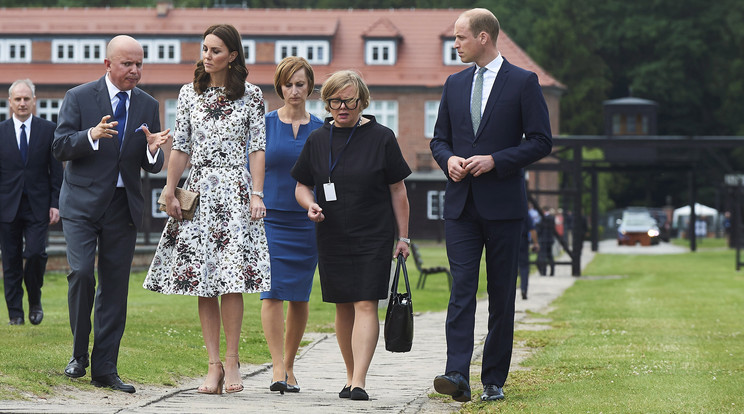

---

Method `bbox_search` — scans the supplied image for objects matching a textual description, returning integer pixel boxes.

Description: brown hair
[320,70,370,113]
[273,56,315,100]
[462,8,500,45]
[193,24,247,100]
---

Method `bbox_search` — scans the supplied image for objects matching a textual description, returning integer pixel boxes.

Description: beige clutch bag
[158,186,199,220]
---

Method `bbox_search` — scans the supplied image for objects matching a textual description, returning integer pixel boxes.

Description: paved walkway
[1,245,594,414]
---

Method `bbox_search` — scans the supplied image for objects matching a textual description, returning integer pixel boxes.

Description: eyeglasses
[327,98,359,110]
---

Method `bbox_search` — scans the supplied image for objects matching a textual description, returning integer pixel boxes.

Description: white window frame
[37,99,64,123]
[141,39,180,63]
[424,100,440,138]
[242,39,256,64]
[443,40,468,66]
[306,99,328,121]
[52,39,106,63]
[275,40,329,65]
[364,100,398,136]
[365,40,396,65]
[165,99,178,132]
[0,99,8,122]
[426,190,446,220]
[0,39,32,63]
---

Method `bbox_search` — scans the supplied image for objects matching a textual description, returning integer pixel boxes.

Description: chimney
[156,1,173,18]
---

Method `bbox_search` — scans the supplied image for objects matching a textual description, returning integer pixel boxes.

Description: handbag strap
[390,253,411,296]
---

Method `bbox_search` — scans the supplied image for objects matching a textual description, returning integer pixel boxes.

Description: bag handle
[390,253,411,296]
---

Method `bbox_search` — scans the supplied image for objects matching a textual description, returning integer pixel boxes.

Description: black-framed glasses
[327,98,359,110]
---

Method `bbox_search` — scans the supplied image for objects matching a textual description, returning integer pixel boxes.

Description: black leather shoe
[29,305,43,325]
[91,374,136,393]
[285,374,300,393]
[64,355,89,378]
[269,380,288,394]
[8,317,24,325]
[481,384,504,401]
[339,385,351,398]
[350,387,369,401]
[521,291,528,300]
[433,371,471,402]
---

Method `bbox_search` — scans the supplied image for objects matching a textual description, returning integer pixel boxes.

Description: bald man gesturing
[53,35,170,393]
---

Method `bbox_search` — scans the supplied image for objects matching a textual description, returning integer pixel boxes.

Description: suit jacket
[430,59,553,221]
[0,116,62,223]
[52,76,164,229]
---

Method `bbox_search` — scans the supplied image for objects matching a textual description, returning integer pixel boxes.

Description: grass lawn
[463,248,744,413]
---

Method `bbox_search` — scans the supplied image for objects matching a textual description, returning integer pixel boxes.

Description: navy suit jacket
[0,116,62,223]
[430,59,553,221]
[52,76,164,229]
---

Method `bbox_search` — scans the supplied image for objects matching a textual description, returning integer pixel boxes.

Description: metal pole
[689,170,697,252]
[591,168,599,252]
[572,145,583,276]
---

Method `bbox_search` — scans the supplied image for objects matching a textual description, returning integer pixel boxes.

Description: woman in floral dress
[144,24,270,395]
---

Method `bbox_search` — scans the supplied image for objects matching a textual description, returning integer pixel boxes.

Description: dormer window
[443,40,468,66]
[141,39,180,63]
[275,40,330,65]
[365,40,396,65]
[0,39,31,63]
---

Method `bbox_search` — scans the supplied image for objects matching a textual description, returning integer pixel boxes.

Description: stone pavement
[0,245,594,414]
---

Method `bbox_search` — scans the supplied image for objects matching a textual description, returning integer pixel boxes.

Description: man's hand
[464,155,495,177]
[49,208,60,225]
[142,126,171,154]
[90,115,118,141]
[447,156,470,182]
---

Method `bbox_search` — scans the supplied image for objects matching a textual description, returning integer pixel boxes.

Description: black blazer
[430,59,553,220]
[0,116,62,223]
[53,75,164,228]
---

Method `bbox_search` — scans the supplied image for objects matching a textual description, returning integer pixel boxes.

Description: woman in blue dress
[256,57,323,394]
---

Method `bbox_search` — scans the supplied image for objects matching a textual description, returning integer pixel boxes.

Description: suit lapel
[475,59,512,140]
[93,76,122,155]
[2,120,25,167]
[456,66,477,140]
[122,88,143,154]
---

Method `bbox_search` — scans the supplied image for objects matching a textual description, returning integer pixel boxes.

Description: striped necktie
[471,67,487,134]
[114,91,128,148]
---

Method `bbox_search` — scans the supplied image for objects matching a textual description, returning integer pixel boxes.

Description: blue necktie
[114,91,128,148]
[19,124,28,164]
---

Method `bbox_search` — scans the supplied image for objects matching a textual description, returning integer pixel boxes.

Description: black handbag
[384,253,414,352]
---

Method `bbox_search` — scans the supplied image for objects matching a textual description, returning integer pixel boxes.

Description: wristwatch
[399,237,411,245]
[251,191,264,199]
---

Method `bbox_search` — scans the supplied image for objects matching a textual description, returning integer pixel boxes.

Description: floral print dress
[144,83,271,297]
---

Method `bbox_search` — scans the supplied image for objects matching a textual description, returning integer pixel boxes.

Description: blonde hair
[320,70,370,113]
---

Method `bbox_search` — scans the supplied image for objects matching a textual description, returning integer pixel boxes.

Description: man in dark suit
[0,79,62,326]
[53,35,170,393]
[430,8,553,402]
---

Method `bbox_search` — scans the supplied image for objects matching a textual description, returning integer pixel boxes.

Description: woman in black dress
[291,70,411,401]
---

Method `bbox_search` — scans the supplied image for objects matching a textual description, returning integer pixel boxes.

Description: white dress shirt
[471,52,504,117]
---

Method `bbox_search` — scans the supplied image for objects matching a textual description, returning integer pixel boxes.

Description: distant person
[258,56,323,394]
[0,79,62,326]
[53,35,169,393]
[695,215,707,243]
[144,24,271,395]
[518,205,539,300]
[428,8,552,403]
[536,208,556,276]
[292,70,411,401]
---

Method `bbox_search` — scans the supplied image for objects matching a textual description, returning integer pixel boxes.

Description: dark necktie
[471,67,486,134]
[19,124,28,164]
[114,91,128,148]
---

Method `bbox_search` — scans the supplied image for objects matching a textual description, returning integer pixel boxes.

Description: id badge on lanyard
[326,120,360,202]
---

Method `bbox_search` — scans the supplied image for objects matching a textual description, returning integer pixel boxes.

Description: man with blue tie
[53,35,170,393]
[430,8,553,402]
[0,79,62,326]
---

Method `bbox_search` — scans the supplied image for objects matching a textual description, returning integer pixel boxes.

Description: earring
[229,64,232,69]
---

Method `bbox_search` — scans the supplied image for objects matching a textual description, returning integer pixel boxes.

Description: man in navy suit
[0,79,62,326]
[53,35,170,393]
[430,8,553,402]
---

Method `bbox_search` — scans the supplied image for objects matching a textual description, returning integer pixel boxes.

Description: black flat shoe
[91,374,136,393]
[350,387,369,401]
[433,371,471,402]
[481,384,504,401]
[64,355,89,378]
[339,385,351,398]
[8,317,24,325]
[29,304,43,325]
[285,374,300,393]
[270,380,288,394]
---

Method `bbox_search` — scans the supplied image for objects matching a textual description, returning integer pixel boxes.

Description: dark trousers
[518,231,529,295]
[537,241,555,276]
[63,189,136,377]
[0,195,48,320]
[443,196,522,387]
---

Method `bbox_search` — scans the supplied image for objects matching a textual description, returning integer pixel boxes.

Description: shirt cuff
[147,147,161,164]
[87,128,99,150]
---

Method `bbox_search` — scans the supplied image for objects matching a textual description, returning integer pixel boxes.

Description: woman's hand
[307,203,325,223]
[251,195,266,220]
[394,241,410,260]
[165,192,182,221]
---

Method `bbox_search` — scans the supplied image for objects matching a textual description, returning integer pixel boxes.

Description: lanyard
[328,120,360,182]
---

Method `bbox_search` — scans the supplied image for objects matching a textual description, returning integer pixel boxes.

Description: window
[242,39,256,64]
[52,39,106,63]
[141,40,180,63]
[364,100,398,136]
[0,39,31,63]
[37,99,63,124]
[275,40,329,65]
[152,188,168,218]
[306,99,328,121]
[0,99,8,122]
[424,100,440,138]
[365,40,396,65]
[165,99,178,131]
[443,40,468,66]
[427,190,446,220]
